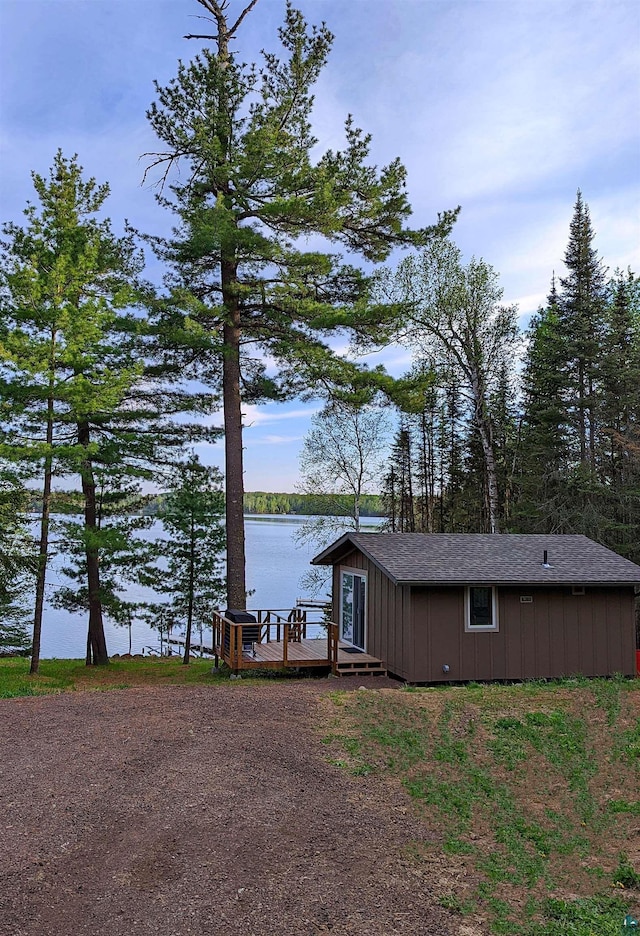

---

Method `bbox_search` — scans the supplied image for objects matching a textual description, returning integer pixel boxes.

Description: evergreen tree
[0,153,210,666]
[517,279,573,530]
[438,370,468,531]
[146,456,226,663]
[410,378,439,533]
[0,466,35,655]
[518,196,639,558]
[598,269,640,559]
[385,366,437,532]
[488,355,520,528]
[52,473,160,650]
[144,0,455,609]
[558,190,607,469]
[0,152,144,666]
[382,420,416,532]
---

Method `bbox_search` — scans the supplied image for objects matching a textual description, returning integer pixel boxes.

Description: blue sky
[1,0,639,491]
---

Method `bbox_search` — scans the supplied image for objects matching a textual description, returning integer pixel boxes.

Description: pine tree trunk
[210,7,247,611]
[222,259,247,610]
[30,451,52,675]
[30,354,56,674]
[577,358,587,464]
[78,421,109,665]
[183,516,195,665]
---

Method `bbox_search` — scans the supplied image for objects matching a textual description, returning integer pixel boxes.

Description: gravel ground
[0,678,465,936]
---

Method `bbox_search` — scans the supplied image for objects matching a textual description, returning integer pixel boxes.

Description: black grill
[224,610,260,646]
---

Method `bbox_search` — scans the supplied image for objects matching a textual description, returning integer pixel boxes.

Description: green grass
[0,655,234,698]
[325,678,640,936]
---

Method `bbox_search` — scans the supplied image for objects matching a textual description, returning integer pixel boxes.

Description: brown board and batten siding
[410,585,636,683]
[315,533,640,684]
[500,586,635,681]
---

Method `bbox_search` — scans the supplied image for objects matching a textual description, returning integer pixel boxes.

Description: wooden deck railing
[212,609,339,674]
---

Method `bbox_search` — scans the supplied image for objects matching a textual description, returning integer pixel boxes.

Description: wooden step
[336,664,387,677]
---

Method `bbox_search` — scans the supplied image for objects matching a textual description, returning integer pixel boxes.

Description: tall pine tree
[0,152,144,666]
[598,269,640,559]
[518,278,573,530]
[558,190,607,470]
[0,153,211,665]
[518,195,639,559]
[144,0,454,609]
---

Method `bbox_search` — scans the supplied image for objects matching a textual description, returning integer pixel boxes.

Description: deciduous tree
[374,238,519,533]
[294,398,389,593]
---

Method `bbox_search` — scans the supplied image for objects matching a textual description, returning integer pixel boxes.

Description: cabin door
[340,570,366,650]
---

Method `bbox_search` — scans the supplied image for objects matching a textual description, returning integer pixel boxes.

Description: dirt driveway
[0,679,461,936]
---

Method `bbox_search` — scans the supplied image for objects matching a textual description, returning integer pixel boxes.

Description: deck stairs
[336,646,387,678]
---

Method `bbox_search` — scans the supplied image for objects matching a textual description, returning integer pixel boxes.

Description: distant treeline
[243,492,384,516]
[33,490,384,518]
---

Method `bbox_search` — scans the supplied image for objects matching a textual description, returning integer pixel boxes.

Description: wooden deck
[247,636,329,666]
[212,610,386,676]
[249,638,385,674]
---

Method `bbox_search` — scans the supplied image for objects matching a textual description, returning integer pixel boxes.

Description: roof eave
[398,578,640,587]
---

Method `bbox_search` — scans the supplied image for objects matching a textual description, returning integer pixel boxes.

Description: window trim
[465,586,499,633]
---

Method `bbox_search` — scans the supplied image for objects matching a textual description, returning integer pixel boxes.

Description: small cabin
[311,533,640,683]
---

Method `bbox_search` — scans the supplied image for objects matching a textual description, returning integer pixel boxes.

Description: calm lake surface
[35,515,380,659]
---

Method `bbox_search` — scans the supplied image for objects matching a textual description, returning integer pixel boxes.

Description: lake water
[35,515,380,659]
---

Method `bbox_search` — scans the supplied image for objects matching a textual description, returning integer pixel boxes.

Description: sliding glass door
[340,570,366,650]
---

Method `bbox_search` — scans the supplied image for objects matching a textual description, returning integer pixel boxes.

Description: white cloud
[241,405,321,428]
[201,403,320,433]
[252,434,306,446]
[2,0,638,496]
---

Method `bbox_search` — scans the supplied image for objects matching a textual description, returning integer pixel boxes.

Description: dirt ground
[0,678,465,936]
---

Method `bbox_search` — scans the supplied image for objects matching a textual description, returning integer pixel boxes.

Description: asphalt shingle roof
[312,533,640,586]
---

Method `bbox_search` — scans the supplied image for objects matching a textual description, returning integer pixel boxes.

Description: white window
[465,586,498,632]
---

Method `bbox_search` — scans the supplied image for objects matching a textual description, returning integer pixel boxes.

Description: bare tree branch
[186,0,260,43]
[228,0,260,40]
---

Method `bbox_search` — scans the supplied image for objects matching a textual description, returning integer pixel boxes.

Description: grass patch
[325,678,640,935]
[614,854,640,890]
[0,656,233,698]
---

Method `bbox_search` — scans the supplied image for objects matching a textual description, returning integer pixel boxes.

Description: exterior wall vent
[572,586,586,596]
[520,596,533,603]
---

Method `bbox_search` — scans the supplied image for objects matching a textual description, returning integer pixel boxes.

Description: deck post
[231,624,238,671]
[329,623,339,675]
[283,624,289,667]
